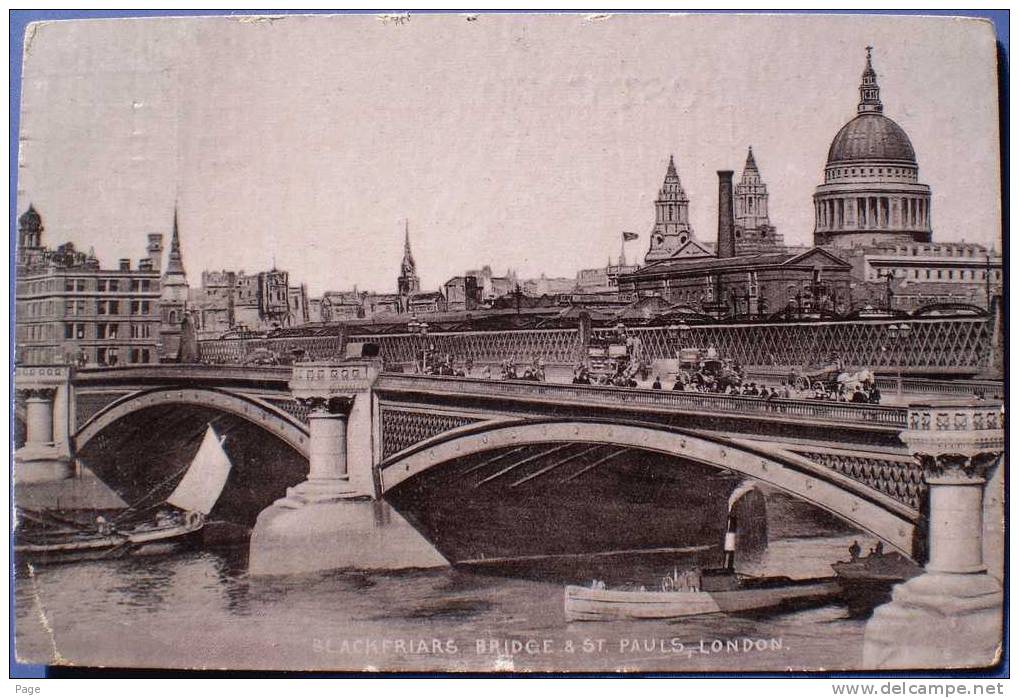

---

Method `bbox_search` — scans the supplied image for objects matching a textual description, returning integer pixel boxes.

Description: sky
[15,13,1002,296]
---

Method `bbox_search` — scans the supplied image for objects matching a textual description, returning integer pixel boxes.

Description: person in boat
[95,515,114,536]
[870,541,884,557]
[849,539,862,560]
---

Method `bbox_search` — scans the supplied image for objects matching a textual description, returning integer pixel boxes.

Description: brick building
[15,205,162,366]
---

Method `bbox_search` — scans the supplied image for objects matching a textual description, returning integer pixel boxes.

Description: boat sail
[16,424,234,564]
[166,425,233,516]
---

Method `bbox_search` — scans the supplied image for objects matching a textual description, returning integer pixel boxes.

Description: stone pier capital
[865,398,1005,669]
[17,386,58,401]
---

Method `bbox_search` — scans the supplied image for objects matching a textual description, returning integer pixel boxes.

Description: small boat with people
[830,540,922,618]
[15,425,233,565]
[564,509,840,622]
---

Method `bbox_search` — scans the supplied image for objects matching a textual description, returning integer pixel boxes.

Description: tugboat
[564,511,839,621]
[830,541,922,618]
[15,426,233,565]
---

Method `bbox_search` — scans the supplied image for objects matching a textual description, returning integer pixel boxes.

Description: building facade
[621,170,853,318]
[189,267,311,338]
[15,205,162,366]
[844,241,1003,311]
[813,48,933,248]
[443,275,483,311]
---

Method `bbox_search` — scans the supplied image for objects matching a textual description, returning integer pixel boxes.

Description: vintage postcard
[12,11,1005,674]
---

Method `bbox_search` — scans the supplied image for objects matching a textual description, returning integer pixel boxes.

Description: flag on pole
[622,231,639,241]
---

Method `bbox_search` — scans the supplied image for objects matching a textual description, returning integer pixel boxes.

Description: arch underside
[72,388,310,524]
[381,419,919,556]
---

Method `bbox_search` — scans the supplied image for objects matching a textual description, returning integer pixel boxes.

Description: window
[65,323,85,339]
[97,279,107,292]
[65,278,76,292]
[109,279,119,292]
[97,323,118,340]
[98,300,120,315]
[130,323,151,339]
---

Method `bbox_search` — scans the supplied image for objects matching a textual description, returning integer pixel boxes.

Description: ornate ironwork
[265,397,311,425]
[74,391,131,430]
[196,316,992,373]
[350,329,584,365]
[198,334,347,365]
[380,408,482,459]
[794,450,926,509]
[594,317,993,371]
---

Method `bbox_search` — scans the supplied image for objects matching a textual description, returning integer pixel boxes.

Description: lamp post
[887,322,912,396]
[407,315,429,373]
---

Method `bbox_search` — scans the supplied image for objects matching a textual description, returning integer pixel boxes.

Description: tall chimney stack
[147,233,164,273]
[717,170,736,259]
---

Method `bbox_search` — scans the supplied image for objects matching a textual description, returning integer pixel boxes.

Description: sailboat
[15,426,233,565]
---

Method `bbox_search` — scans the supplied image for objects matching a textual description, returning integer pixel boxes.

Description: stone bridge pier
[248,359,446,575]
[14,365,75,483]
[864,401,1005,669]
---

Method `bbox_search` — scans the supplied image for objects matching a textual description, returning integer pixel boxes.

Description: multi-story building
[233,269,308,331]
[188,270,235,340]
[443,276,483,311]
[15,205,162,366]
[844,241,1003,311]
[190,267,310,337]
[320,290,366,321]
[466,265,518,304]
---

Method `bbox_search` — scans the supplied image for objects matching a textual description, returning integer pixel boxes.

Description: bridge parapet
[375,373,909,430]
[865,399,1005,669]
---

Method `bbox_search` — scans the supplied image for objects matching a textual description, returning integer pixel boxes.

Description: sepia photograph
[10,10,1006,676]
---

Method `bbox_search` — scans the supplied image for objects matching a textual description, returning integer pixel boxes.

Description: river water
[14,531,874,673]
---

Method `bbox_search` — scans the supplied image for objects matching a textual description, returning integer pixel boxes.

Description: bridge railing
[740,369,1002,398]
[348,328,583,365]
[72,363,294,383]
[198,335,347,365]
[599,316,993,373]
[376,373,910,429]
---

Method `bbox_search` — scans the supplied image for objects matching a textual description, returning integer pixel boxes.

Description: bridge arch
[380,418,919,555]
[74,386,310,457]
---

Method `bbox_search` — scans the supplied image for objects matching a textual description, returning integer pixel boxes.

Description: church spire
[398,219,421,297]
[165,206,186,275]
[401,219,416,272]
[857,45,883,114]
[744,146,758,173]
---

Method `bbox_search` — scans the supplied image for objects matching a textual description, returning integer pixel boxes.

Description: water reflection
[15,534,873,672]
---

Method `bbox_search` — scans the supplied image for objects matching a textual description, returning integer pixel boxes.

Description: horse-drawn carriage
[674,347,743,392]
[578,332,647,387]
[788,355,874,395]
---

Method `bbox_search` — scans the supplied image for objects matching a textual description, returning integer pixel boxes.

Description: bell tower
[734,147,784,255]
[644,155,695,263]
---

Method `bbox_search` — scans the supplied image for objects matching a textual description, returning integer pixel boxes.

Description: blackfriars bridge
[14,320,1005,669]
